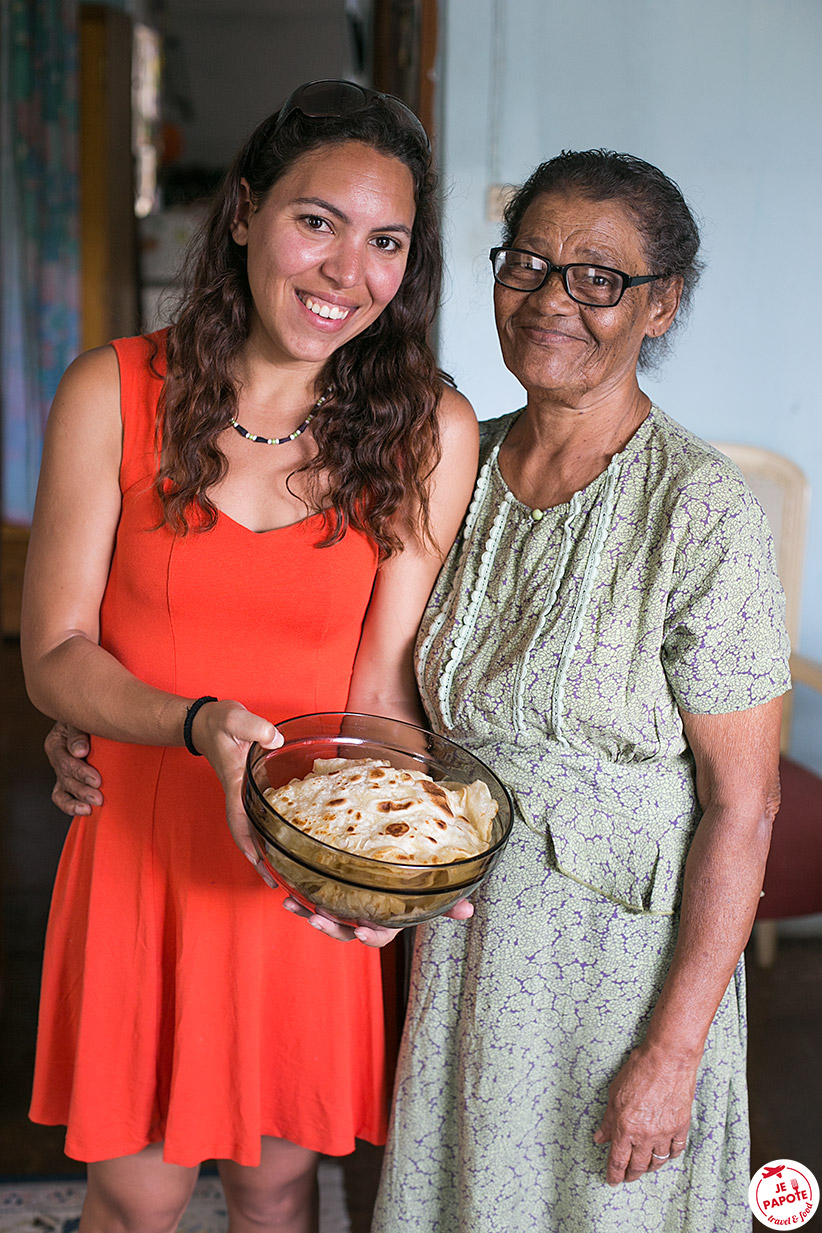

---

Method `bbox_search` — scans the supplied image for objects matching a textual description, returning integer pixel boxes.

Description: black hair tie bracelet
[183,696,218,756]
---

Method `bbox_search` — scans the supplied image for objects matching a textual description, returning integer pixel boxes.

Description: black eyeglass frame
[489,247,667,307]
[271,79,430,153]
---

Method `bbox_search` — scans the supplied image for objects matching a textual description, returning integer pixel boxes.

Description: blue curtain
[1,0,80,525]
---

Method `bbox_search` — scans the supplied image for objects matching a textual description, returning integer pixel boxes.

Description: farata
[264,757,498,864]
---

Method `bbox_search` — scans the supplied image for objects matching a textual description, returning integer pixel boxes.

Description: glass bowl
[242,711,514,927]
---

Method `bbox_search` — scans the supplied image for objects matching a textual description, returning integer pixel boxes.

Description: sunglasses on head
[270,79,431,153]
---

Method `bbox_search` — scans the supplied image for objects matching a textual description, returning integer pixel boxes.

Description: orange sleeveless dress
[30,332,399,1167]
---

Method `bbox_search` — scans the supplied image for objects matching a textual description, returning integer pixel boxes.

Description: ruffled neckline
[486,404,658,520]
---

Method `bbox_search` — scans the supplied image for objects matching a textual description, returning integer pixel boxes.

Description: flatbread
[264,756,498,864]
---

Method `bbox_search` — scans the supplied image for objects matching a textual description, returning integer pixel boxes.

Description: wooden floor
[2,636,820,1207]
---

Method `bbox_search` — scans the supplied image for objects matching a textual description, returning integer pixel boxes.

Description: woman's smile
[516,319,589,346]
[231,140,416,371]
[295,290,356,323]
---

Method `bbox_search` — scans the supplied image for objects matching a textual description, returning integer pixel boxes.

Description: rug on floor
[0,1160,350,1233]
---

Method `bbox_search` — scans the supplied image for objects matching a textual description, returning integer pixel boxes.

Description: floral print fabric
[372,406,790,1232]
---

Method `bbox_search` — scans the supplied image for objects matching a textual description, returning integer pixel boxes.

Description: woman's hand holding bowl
[282,895,476,945]
[187,698,283,879]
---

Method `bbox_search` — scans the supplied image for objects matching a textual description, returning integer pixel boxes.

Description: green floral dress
[372,406,790,1233]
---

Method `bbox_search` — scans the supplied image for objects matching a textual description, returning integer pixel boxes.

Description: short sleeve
[662,469,791,714]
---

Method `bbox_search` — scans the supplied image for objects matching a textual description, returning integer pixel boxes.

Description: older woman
[367,151,789,1232]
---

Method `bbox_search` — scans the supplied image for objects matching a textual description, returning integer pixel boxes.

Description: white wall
[437,0,822,773]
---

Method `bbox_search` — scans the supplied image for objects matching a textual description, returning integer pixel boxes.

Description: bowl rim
[243,710,514,874]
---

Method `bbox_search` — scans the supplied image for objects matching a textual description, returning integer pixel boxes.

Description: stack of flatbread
[264,757,498,865]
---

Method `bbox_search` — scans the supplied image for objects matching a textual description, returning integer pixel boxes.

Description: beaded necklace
[229,389,330,445]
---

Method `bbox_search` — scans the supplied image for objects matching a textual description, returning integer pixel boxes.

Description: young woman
[21,80,478,1233]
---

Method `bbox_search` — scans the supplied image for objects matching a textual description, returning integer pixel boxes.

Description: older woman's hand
[593,1041,695,1184]
[45,721,103,816]
[282,895,475,945]
[592,700,781,1186]
[44,703,284,882]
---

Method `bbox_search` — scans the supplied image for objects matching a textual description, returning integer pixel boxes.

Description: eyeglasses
[271,79,430,153]
[489,247,667,307]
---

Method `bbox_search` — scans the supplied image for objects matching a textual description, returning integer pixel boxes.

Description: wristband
[183,695,218,756]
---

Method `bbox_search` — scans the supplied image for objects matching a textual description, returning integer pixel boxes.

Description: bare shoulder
[423,385,478,549]
[45,345,121,451]
[433,382,478,483]
[437,383,479,454]
[53,344,120,408]
[40,344,123,482]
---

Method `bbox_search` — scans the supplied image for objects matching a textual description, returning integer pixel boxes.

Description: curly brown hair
[154,90,449,556]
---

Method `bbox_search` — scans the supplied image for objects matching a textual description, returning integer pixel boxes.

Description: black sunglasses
[271,79,430,153]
